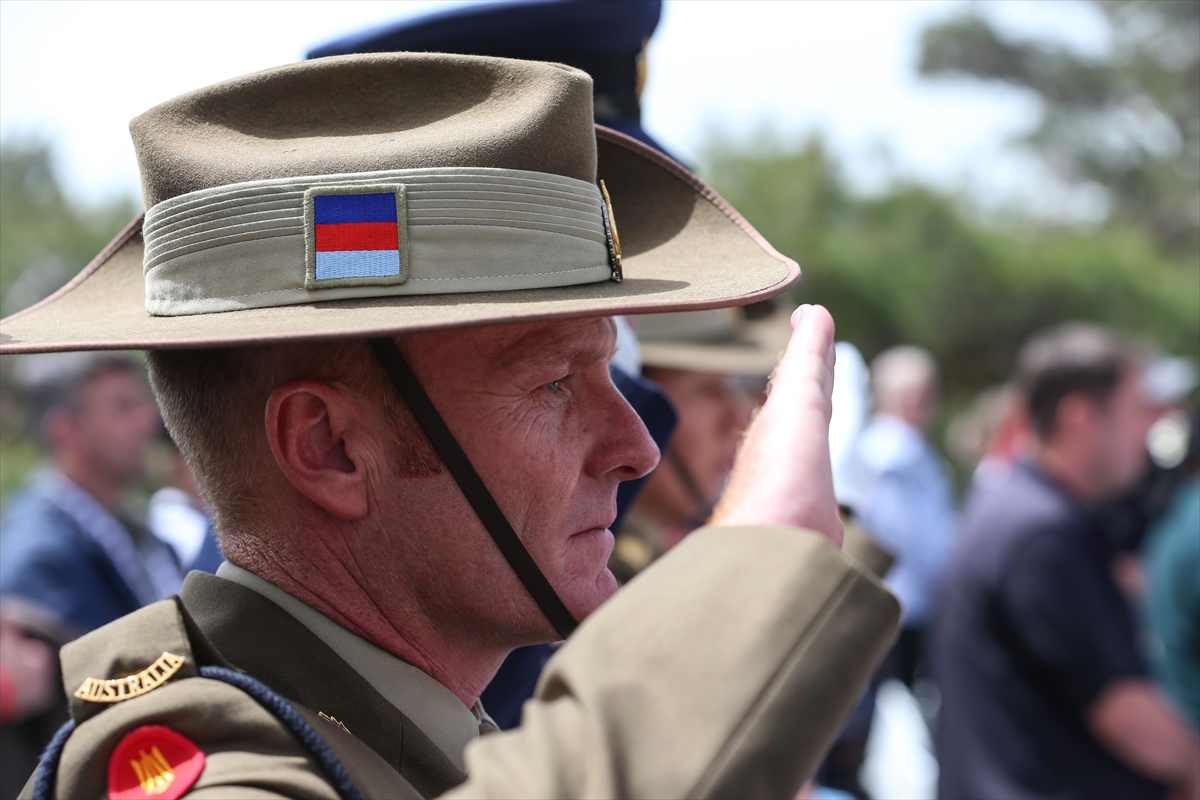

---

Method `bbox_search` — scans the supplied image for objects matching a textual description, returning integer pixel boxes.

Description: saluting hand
[711,304,843,547]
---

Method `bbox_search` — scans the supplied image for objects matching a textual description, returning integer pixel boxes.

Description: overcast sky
[0,0,1110,215]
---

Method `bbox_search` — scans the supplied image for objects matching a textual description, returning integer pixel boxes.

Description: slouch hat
[0,52,798,353]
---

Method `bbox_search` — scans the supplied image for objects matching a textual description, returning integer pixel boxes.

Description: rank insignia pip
[108,725,205,800]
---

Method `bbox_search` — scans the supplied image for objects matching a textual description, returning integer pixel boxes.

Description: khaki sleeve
[449,526,900,800]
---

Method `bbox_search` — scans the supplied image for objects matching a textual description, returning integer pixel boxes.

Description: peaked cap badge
[74,652,186,704]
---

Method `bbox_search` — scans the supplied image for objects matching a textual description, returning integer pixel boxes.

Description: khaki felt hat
[0,53,798,354]
[635,304,796,376]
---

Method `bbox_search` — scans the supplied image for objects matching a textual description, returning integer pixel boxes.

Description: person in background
[0,352,182,633]
[610,303,792,582]
[147,430,220,573]
[935,322,1199,800]
[946,382,1031,492]
[816,341,897,800]
[1142,409,1200,731]
[830,340,897,583]
[0,598,74,800]
[856,345,956,688]
[1095,355,1198,600]
[307,0,675,158]
[0,352,182,797]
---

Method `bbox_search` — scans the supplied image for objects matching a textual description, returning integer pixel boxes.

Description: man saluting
[1,52,898,799]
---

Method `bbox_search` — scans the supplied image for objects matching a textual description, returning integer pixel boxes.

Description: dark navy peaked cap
[307,0,678,157]
[308,0,660,60]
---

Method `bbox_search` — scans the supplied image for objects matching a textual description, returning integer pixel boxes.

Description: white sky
[0,0,1111,215]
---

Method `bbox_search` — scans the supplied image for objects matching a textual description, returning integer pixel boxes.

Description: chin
[595,566,619,599]
[554,528,619,616]
[560,567,619,622]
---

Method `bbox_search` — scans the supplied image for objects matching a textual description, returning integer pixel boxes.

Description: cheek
[115,411,150,448]
[475,405,584,522]
[79,412,121,451]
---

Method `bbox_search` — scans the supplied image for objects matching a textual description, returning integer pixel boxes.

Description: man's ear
[264,379,369,520]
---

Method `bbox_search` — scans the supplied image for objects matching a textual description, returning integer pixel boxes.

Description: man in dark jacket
[935,323,1199,799]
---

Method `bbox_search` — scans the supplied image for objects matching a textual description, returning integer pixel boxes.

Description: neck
[1032,441,1100,502]
[228,524,505,708]
[55,454,125,510]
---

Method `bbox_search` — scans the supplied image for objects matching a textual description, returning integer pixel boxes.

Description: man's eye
[543,380,562,394]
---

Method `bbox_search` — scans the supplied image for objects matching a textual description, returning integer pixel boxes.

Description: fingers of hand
[772,305,836,418]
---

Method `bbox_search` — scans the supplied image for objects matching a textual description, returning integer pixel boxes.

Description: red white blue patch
[304,185,408,289]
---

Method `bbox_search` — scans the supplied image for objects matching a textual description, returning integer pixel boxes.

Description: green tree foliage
[0,141,139,314]
[918,0,1200,256]
[704,136,1199,407]
[0,140,138,501]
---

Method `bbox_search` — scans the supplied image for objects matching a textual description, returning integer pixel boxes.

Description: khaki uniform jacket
[22,525,899,799]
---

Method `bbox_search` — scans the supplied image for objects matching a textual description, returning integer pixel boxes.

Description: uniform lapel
[179,571,466,798]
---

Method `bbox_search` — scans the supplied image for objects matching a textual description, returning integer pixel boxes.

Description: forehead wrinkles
[497,318,616,373]
[415,318,615,378]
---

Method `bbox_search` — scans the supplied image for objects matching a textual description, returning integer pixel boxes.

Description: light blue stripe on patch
[314,250,401,281]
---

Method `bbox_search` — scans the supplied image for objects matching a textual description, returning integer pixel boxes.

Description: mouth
[568,520,617,561]
[570,525,614,542]
[561,522,617,581]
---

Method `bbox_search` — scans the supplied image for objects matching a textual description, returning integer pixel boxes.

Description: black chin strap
[369,338,578,640]
[666,448,714,529]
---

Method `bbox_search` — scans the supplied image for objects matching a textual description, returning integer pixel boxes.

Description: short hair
[146,339,439,538]
[870,345,938,409]
[1014,322,1140,440]
[14,351,136,437]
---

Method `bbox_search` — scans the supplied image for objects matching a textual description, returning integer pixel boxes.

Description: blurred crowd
[2,312,1197,798]
[2,1,1197,798]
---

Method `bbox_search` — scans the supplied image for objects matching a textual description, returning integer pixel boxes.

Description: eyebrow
[492,324,616,374]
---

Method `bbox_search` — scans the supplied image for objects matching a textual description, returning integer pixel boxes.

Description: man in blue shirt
[0,352,183,792]
[1,352,182,634]
[857,345,956,687]
[935,323,1199,799]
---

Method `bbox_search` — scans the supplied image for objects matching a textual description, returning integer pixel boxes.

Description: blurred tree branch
[704,135,1199,454]
[918,0,1200,256]
[0,140,139,502]
[0,140,139,316]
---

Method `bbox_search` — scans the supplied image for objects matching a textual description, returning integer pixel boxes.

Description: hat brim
[0,128,798,353]
[639,309,795,376]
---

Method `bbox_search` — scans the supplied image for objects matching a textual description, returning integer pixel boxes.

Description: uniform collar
[214,561,496,771]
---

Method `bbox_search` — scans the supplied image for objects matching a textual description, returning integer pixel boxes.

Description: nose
[587,378,660,482]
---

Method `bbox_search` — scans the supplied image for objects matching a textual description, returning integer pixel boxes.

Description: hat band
[142,167,614,316]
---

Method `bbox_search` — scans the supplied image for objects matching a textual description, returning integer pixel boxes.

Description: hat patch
[305,185,408,290]
[108,725,205,800]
